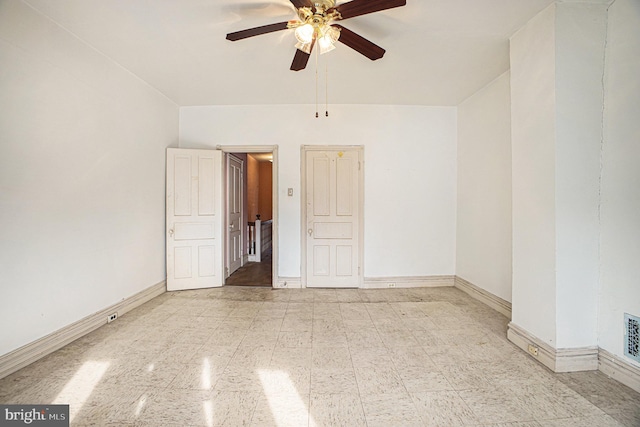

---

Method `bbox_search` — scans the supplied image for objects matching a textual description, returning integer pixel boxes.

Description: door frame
[217,145,279,287]
[225,153,244,278]
[300,145,365,288]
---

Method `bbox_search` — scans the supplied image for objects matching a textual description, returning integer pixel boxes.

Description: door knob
[169,229,174,236]
[308,229,313,236]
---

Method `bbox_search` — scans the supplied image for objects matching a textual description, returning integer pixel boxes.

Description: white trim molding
[275,277,302,288]
[598,348,640,393]
[363,276,455,289]
[507,322,599,372]
[454,276,512,318]
[0,280,166,380]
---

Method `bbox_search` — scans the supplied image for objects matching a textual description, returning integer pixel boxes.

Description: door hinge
[358,161,361,170]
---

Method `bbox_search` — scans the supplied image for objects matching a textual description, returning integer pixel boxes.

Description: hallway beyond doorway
[225,246,272,287]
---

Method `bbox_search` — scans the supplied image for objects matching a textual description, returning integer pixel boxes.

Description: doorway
[220,146,278,287]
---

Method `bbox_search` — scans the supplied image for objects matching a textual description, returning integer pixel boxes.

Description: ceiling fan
[226,0,406,71]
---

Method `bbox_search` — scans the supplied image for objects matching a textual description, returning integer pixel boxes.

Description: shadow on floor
[224,246,272,287]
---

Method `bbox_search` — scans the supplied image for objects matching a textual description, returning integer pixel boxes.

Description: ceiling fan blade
[330,0,406,20]
[290,0,313,9]
[333,25,385,60]
[226,21,290,41]
[290,41,315,71]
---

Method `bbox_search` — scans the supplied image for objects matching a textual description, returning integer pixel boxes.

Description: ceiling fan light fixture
[318,25,340,54]
[294,23,314,44]
[295,41,313,54]
[318,42,335,55]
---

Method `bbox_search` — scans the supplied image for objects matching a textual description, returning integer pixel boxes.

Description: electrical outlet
[107,313,118,323]
[388,282,396,288]
[528,344,539,357]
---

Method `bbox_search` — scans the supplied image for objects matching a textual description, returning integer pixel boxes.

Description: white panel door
[305,148,362,288]
[226,154,243,277]
[167,148,223,291]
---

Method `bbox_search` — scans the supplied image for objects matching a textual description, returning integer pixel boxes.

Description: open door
[225,154,244,278]
[166,148,224,291]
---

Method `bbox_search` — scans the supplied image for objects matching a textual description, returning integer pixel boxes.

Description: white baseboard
[454,276,512,318]
[363,275,455,289]
[275,277,302,288]
[0,280,166,380]
[598,348,640,393]
[507,322,599,372]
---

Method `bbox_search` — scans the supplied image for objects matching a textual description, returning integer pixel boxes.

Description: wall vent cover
[624,313,640,363]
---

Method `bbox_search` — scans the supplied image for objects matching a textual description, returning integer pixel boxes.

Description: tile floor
[0,286,638,426]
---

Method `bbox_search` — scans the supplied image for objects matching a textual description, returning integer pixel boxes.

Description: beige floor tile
[167,362,225,390]
[188,344,237,366]
[309,392,367,427]
[411,390,479,427]
[205,328,246,347]
[439,363,489,390]
[346,328,385,348]
[339,303,370,319]
[280,316,313,332]
[482,422,542,427]
[390,302,429,318]
[311,331,349,347]
[311,346,353,370]
[608,410,640,427]
[269,346,313,369]
[360,392,424,427]
[458,386,536,424]
[537,414,624,427]
[349,346,393,367]
[311,368,359,394]
[397,365,453,392]
[226,345,274,369]
[354,366,405,394]
[145,389,259,426]
[379,330,421,347]
[389,346,437,369]
[214,366,264,392]
[250,393,310,427]
[276,330,313,348]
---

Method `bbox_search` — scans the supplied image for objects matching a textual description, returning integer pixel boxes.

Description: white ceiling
[23,0,554,106]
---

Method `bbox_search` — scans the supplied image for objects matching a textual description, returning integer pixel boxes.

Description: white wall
[511,1,609,352]
[554,2,607,349]
[0,1,178,356]
[179,104,458,280]
[510,4,558,346]
[599,0,640,366]
[456,72,512,302]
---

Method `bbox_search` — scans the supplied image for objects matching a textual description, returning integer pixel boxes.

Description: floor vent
[624,313,640,363]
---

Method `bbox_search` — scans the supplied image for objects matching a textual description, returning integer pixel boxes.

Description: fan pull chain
[325,57,329,117]
[315,46,319,118]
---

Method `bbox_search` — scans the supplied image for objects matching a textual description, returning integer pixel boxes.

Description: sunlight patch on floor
[134,393,148,417]
[201,357,212,389]
[53,360,110,422]
[257,368,312,427]
[203,399,214,427]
